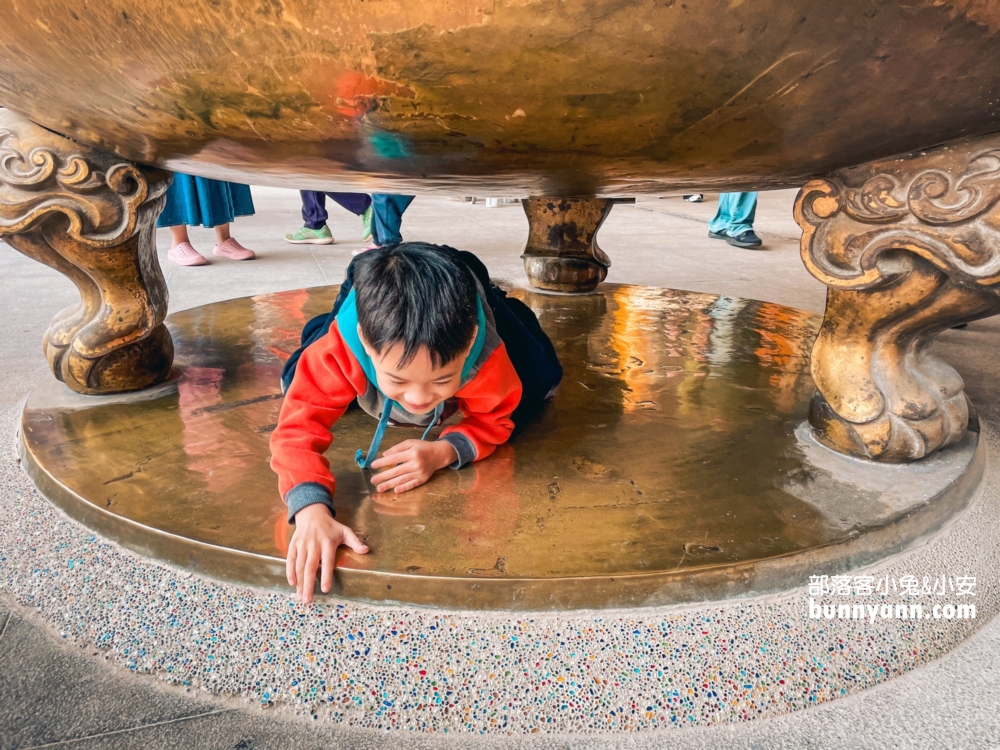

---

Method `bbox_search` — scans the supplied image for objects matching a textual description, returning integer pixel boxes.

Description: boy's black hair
[353,242,479,369]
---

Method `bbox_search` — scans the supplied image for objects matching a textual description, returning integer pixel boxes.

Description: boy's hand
[369,439,458,493]
[287,503,369,604]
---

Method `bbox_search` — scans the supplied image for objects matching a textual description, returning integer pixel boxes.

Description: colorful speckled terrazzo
[1,403,998,735]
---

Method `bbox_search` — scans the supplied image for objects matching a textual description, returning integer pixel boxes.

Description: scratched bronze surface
[2,1,1000,195]
[19,285,983,609]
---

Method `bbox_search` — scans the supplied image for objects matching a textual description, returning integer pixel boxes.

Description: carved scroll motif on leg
[0,110,173,394]
[521,198,612,293]
[795,133,1000,461]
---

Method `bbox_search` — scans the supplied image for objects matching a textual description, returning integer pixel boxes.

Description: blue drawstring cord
[355,401,445,469]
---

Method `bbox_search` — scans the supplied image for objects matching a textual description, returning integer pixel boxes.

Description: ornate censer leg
[521,198,612,293]
[795,134,1000,461]
[0,111,173,394]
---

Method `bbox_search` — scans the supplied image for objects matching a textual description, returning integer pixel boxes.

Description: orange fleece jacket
[270,325,522,518]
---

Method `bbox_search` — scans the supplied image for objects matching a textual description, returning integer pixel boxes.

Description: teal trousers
[708,192,757,237]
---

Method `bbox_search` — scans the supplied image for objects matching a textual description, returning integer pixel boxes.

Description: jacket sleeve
[439,343,522,468]
[269,332,359,523]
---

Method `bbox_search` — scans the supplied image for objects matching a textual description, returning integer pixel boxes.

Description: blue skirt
[157,174,255,228]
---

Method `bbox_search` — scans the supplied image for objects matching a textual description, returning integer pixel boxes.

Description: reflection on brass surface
[0,110,173,394]
[19,285,983,609]
[795,131,1000,462]
[521,198,612,293]
[3,2,1000,195]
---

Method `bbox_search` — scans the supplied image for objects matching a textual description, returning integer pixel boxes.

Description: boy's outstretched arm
[270,332,370,602]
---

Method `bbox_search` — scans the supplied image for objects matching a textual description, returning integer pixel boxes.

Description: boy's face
[359,327,477,415]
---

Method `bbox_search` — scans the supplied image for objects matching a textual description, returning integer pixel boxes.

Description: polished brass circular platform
[19,285,983,610]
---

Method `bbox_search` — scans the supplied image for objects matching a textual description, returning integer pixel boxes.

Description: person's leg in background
[210,220,256,260]
[722,191,757,236]
[167,224,206,266]
[327,193,371,216]
[327,193,374,243]
[163,175,256,264]
[363,194,415,252]
[301,191,328,229]
[285,190,336,244]
[708,191,763,249]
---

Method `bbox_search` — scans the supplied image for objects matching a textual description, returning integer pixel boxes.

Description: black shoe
[725,230,763,249]
[708,230,728,240]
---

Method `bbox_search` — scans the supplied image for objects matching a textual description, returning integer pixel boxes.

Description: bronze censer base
[19,284,983,610]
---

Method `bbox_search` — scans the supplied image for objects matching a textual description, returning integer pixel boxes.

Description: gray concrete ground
[1,189,999,748]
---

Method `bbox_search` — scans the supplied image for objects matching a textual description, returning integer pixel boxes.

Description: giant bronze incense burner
[3,0,1000,467]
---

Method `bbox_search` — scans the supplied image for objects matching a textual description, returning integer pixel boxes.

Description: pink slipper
[167,242,207,266]
[213,238,256,260]
[351,243,381,256]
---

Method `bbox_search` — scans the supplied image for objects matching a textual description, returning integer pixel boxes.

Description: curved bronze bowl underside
[1,0,1000,195]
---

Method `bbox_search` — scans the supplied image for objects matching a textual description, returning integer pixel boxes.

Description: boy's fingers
[342,527,370,554]
[286,543,298,586]
[378,466,420,492]
[295,550,307,600]
[369,455,400,470]
[381,441,413,456]
[370,451,411,469]
[394,477,425,494]
[387,472,422,492]
[320,542,335,594]
[301,550,319,603]
[376,474,408,492]
[380,440,420,459]
[371,447,415,469]
[372,462,413,486]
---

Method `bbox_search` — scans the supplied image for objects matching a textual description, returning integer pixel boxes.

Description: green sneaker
[360,205,374,243]
[284,225,334,245]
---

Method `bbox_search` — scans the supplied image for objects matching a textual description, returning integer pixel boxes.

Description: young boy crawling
[270,242,562,602]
